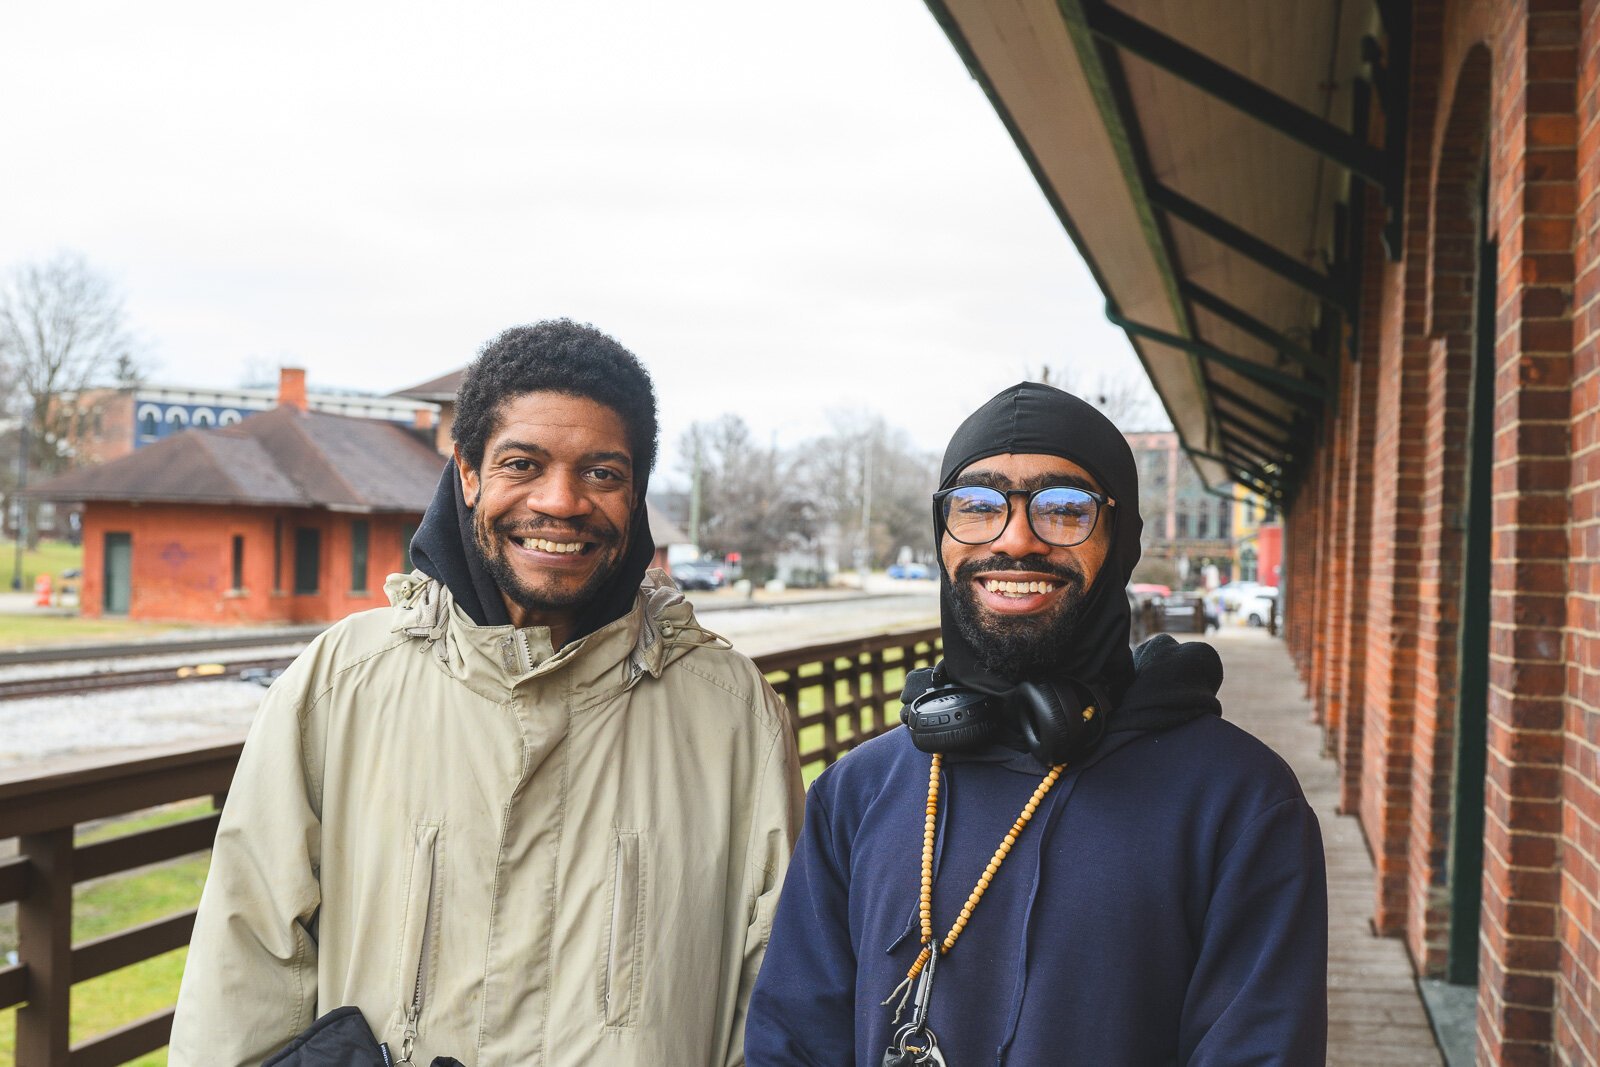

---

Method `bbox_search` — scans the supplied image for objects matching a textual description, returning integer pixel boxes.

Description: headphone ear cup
[907,716,1003,754]
[1011,679,1107,765]
[902,685,1005,753]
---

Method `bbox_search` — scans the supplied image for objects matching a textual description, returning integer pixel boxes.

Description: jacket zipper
[399,826,439,1064]
[602,830,642,1026]
[603,843,624,1012]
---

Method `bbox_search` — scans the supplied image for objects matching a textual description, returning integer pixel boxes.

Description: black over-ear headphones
[900,663,1110,766]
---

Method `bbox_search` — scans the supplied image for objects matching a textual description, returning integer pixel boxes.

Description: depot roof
[923,0,1406,500]
[29,406,446,513]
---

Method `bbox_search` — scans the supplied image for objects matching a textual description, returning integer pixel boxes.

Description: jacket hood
[385,567,721,694]
[409,458,657,641]
[1111,633,1223,734]
[936,382,1144,699]
[954,633,1224,777]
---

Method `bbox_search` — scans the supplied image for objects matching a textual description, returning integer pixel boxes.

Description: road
[0,591,938,773]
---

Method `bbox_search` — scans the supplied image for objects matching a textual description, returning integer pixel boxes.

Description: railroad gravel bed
[0,643,311,683]
[0,680,263,772]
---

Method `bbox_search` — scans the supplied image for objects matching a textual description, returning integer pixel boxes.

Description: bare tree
[678,414,810,581]
[791,410,939,569]
[0,253,138,476]
[1033,363,1167,433]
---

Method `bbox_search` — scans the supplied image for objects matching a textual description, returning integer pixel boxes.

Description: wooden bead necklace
[897,752,1066,989]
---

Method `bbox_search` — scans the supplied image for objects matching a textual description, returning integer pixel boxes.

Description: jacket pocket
[600,828,646,1028]
[395,823,441,1049]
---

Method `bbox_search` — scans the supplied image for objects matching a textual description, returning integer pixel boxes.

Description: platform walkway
[1212,627,1445,1066]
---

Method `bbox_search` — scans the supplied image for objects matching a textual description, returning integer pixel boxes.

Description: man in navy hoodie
[746,383,1327,1066]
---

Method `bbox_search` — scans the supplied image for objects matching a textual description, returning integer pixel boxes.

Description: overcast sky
[1,0,1159,484]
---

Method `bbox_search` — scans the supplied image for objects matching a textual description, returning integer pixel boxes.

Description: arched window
[166,407,189,428]
[137,405,161,440]
[219,409,242,426]
[192,407,215,428]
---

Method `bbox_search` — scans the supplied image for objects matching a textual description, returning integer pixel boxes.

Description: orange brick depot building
[32,385,444,624]
[925,0,1600,1060]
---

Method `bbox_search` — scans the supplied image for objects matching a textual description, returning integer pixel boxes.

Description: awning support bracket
[1186,446,1282,500]
[1148,182,1354,314]
[1081,1,1387,184]
[1215,408,1294,460]
[1179,280,1331,379]
[1104,304,1326,401]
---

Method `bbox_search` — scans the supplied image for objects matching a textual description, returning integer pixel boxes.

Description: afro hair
[451,319,658,476]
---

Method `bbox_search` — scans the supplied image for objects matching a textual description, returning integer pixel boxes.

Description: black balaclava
[936,382,1143,702]
[410,444,657,643]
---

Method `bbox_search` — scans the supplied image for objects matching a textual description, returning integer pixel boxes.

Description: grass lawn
[0,539,82,591]
[0,614,192,651]
[0,802,214,1066]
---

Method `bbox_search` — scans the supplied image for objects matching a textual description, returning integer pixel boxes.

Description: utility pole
[11,425,27,591]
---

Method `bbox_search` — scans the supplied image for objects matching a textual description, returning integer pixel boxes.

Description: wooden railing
[760,626,941,775]
[0,625,940,1065]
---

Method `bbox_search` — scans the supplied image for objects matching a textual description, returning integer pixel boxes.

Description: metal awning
[923,0,1408,502]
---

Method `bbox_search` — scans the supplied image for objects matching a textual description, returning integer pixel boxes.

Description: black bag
[262,1006,465,1067]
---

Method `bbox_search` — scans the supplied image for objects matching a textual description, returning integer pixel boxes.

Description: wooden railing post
[17,827,73,1066]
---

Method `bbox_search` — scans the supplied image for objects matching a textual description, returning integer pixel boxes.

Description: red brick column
[1289,466,1307,681]
[1409,42,1495,978]
[1337,183,1390,814]
[1311,419,1340,722]
[1362,0,1445,934]
[1477,2,1579,1061]
[1556,2,1600,1060]
[1321,352,1357,744]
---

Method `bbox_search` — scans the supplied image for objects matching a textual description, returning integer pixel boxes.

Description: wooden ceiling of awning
[925,0,1400,499]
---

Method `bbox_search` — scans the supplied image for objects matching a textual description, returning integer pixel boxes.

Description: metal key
[883,947,947,1065]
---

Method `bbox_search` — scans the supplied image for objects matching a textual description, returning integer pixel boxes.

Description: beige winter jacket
[170,570,804,1066]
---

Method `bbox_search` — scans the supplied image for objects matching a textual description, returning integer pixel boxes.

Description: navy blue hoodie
[744,636,1327,1065]
[746,384,1327,1065]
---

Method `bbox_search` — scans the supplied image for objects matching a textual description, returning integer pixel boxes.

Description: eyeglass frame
[932,483,1117,548]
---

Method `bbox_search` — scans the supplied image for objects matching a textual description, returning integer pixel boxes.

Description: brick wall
[1255,1,1600,1057]
[80,503,417,624]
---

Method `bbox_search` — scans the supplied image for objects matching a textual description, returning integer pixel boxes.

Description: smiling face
[939,453,1113,680]
[455,391,636,643]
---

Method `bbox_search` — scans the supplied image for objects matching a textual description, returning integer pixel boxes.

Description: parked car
[1212,580,1266,613]
[887,562,933,580]
[671,560,726,591]
[1245,589,1279,628]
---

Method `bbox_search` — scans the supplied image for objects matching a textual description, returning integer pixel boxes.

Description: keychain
[881,946,947,1066]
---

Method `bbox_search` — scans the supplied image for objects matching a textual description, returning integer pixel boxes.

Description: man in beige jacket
[171,320,804,1066]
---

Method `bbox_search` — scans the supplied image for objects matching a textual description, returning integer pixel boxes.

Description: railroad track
[0,656,298,701]
[0,626,325,667]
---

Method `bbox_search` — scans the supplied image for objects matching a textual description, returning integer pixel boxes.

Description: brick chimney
[278,367,308,412]
[414,406,435,431]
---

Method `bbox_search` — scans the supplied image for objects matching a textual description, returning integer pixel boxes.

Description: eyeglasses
[934,484,1115,548]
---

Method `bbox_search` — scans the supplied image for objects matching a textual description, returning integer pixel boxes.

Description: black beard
[472,510,626,617]
[947,555,1089,680]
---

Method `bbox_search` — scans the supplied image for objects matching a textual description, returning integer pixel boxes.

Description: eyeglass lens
[941,486,1100,547]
